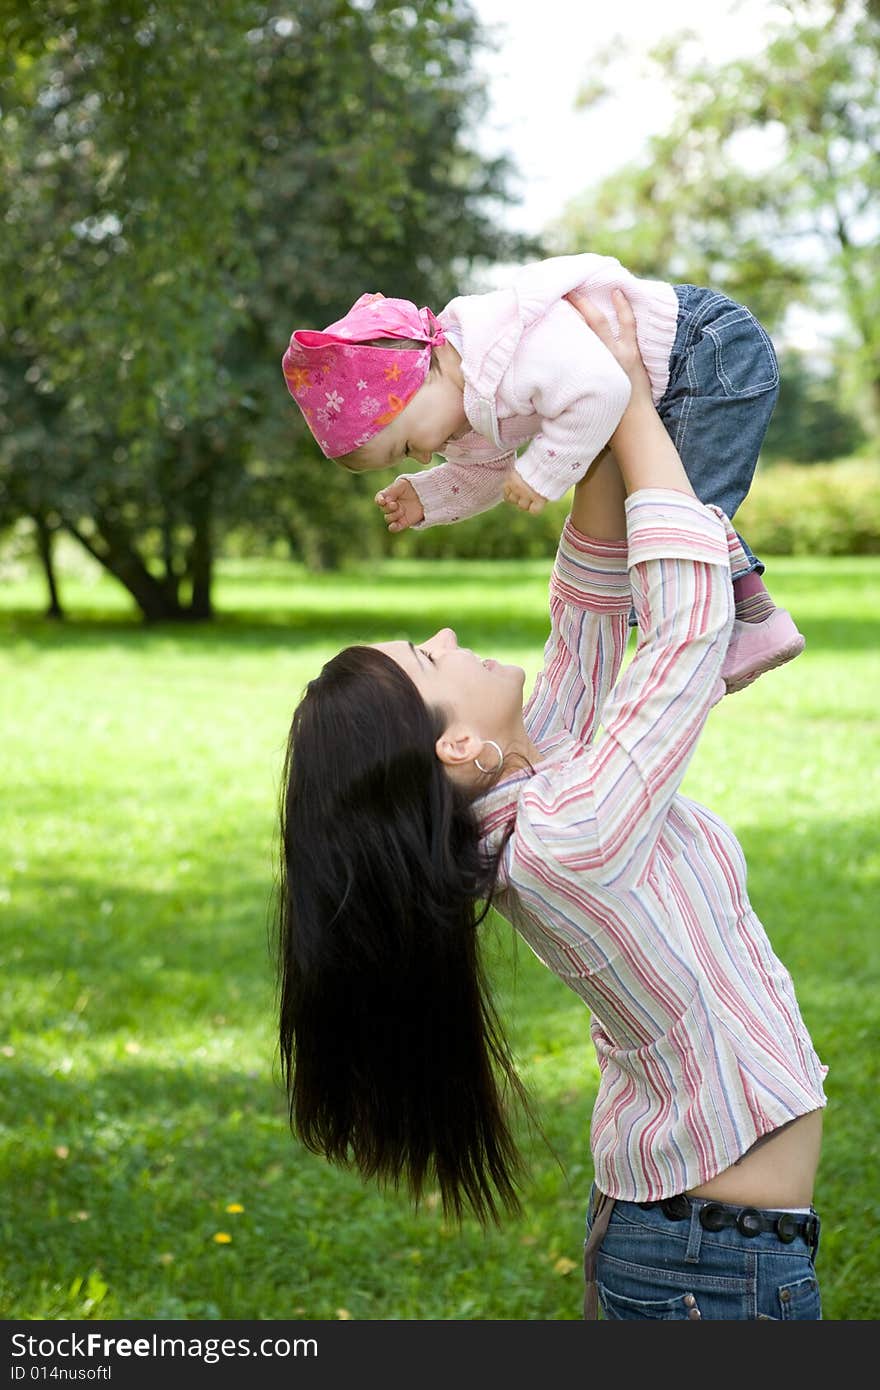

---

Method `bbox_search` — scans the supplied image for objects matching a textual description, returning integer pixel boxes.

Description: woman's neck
[504,722,543,773]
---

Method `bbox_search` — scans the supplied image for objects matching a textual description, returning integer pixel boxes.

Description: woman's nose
[427,627,457,652]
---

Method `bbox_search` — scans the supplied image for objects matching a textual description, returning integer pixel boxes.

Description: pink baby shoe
[721,608,806,694]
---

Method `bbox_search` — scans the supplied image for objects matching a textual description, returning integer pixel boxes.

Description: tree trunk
[831,201,880,429]
[188,476,214,620]
[64,515,186,622]
[33,513,64,619]
[160,512,181,609]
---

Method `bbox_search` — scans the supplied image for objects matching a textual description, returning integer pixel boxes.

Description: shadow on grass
[0,608,549,651]
[736,816,880,981]
[0,1041,587,1320]
[4,603,880,661]
[2,789,878,1316]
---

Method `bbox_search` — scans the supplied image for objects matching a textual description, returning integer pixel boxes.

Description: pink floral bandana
[282,292,446,458]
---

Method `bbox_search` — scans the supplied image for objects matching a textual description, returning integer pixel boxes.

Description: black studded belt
[640,1194,819,1246]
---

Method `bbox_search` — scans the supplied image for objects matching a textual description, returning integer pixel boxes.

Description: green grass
[1,553,878,1320]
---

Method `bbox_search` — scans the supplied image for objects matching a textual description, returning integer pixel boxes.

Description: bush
[387,456,880,561]
[736,458,880,556]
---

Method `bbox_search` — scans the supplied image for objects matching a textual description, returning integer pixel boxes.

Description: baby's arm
[377,455,514,531]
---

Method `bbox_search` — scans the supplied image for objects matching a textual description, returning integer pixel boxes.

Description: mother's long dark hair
[276,645,534,1225]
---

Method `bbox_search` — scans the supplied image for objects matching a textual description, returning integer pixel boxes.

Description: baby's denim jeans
[660,283,781,580]
[586,1185,822,1321]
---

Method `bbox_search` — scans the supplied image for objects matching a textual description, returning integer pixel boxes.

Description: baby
[282,253,804,693]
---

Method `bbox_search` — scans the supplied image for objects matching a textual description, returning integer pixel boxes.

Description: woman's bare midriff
[685,1109,824,1208]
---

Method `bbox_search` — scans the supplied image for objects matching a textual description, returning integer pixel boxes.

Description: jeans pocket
[597,1249,751,1320]
[702,308,779,398]
[778,1273,822,1320]
[599,1283,704,1320]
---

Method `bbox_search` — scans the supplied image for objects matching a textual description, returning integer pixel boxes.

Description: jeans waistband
[639,1194,819,1250]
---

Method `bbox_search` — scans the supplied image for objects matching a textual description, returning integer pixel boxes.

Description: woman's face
[373,628,526,743]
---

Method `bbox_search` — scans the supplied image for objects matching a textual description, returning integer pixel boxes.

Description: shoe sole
[724,636,806,694]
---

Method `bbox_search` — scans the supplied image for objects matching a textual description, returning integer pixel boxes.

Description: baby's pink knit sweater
[398,253,680,528]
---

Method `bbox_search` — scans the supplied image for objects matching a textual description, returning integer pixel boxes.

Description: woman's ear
[434,727,483,771]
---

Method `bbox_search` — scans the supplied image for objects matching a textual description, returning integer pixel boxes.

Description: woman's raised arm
[568,288,697,501]
[568,447,626,541]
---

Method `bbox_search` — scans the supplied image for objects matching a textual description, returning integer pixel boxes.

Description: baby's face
[355,369,469,471]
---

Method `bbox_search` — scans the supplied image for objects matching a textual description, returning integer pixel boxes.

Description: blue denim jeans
[586,1187,822,1320]
[659,284,780,580]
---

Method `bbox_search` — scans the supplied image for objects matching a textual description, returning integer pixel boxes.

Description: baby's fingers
[382,477,410,502]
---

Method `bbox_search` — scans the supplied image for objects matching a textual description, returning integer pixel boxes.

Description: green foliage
[0,555,878,1318]
[1,0,255,431]
[0,0,530,614]
[388,495,573,562]
[763,350,867,463]
[738,458,880,557]
[378,456,880,563]
[552,0,880,422]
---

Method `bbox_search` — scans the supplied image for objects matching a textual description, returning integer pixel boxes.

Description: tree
[0,0,260,617]
[225,0,534,576]
[552,0,880,428]
[763,349,866,461]
[0,1,529,618]
[0,350,67,616]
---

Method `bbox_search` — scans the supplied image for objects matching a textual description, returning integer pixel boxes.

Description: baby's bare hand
[503,468,547,515]
[374,477,425,532]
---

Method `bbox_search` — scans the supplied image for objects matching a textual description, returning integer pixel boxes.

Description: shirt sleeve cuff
[514,447,578,502]
[398,467,457,529]
[625,489,729,568]
[550,517,632,612]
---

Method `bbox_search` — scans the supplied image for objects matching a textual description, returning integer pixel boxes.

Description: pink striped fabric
[476,489,828,1201]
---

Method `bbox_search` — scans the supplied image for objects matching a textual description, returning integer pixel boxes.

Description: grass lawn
[1,552,878,1320]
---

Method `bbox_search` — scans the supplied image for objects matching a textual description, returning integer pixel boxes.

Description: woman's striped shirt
[476,489,827,1201]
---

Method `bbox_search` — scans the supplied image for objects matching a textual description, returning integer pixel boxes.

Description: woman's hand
[565,288,653,406]
[567,290,695,499]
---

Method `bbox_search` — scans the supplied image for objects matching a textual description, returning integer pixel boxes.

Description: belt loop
[808,1209,821,1263]
[684,1199,703,1263]
[583,1192,616,1320]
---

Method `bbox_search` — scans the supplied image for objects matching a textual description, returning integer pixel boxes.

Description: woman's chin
[485,658,524,680]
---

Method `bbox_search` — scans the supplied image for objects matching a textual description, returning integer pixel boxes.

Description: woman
[276,292,827,1320]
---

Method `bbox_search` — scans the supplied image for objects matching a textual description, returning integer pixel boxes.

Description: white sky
[466,0,837,350]
[469,0,788,236]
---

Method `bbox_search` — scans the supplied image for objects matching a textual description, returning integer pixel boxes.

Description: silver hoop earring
[474,739,504,774]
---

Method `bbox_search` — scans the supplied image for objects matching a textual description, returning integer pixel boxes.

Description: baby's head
[282,294,467,475]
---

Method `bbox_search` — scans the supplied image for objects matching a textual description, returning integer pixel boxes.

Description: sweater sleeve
[514,490,733,890]
[396,455,514,529]
[524,519,631,747]
[508,301,632,501]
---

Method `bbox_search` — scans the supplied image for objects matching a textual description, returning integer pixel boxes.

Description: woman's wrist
[569,448,626,540]
[567,287,695,501]
[611,405,696,500]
